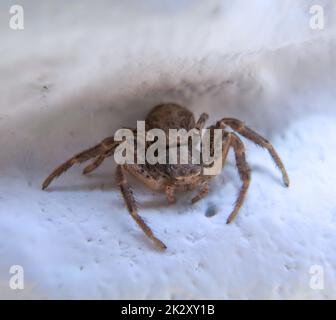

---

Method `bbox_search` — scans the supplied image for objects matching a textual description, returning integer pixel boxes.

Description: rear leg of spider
[116,165,167,251]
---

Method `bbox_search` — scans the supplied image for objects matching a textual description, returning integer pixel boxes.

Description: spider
[42,103,289,250]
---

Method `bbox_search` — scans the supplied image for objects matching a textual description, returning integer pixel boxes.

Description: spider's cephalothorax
[42,103,289,250]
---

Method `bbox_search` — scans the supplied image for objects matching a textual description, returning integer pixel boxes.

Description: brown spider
[42,103,289,250]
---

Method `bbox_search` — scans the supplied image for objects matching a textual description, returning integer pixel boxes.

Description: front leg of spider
[191,181,210,204]
[116,165,167,251]
[217,118,289,187]
[223,133,251,224]
[165,184,176,204]
[42,136,118,190]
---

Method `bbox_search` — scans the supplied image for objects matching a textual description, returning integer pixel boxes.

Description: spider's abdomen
[145,103,195,134]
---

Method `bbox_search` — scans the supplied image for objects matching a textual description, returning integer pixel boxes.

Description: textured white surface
[0,0,336,299]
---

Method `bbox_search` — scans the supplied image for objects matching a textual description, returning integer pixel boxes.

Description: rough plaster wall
[0,0,336,299]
